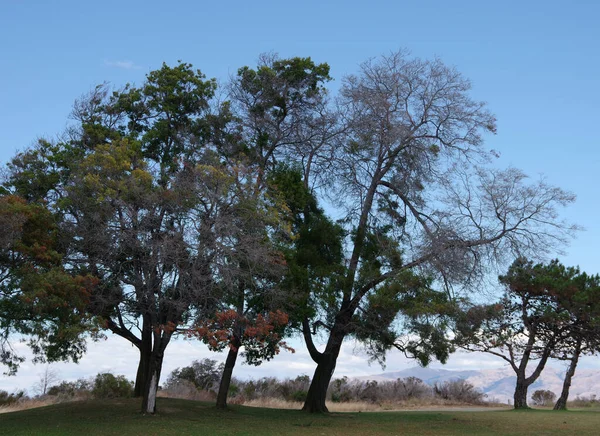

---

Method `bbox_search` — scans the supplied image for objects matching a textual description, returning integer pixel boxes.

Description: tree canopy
[0,51,579,415]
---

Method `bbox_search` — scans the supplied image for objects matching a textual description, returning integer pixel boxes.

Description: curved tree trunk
[216,338,240,409]
[302,321,346,413]
[302,352,337,413]
[554,342,581,410]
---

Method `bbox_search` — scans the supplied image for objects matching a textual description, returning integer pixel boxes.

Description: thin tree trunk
[216,338,240,409]
[513,374,529,409]
[554,342,581,410]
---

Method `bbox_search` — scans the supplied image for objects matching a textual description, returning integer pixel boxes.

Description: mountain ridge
[357,366,600,403]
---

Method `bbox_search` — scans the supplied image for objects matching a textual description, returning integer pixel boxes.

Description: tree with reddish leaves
[192,309,292,408]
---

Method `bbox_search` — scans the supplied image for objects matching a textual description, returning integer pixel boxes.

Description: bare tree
[290,51,578,413]
[33,365,60,396]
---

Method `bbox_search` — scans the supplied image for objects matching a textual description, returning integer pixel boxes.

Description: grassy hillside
[1,398,600,435]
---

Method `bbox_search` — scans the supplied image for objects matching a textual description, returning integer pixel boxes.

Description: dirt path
[386,406,510,412]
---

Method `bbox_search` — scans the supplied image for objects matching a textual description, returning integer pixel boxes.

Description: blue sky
[1,0,600,390]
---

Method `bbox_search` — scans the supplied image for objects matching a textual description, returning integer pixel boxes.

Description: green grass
[1,398,600,435]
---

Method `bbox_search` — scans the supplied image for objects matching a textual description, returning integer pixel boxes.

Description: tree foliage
[1,51,579,416]
[4,62,286,414]
[456,258,598,409]
[0,195,95,374]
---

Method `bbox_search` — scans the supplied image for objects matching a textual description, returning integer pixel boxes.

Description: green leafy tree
[5,62,283,414]
[0,195,95,374]
[548,267,600,410]
[457,258,578,409]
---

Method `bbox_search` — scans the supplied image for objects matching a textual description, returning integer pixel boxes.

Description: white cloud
[104,60,142,70]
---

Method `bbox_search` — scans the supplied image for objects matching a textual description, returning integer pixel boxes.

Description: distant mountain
[357,367,481,384]
[359,366,600,403]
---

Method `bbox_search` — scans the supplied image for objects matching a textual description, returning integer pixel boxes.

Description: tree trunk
[302,352,337,413]
[141,351,164,414]
[554,343,581,410]
[133,332,152,397]
[302,311,352,413]
[513,375,530,409]
[216,340,240,409]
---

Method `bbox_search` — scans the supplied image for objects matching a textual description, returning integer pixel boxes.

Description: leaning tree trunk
[554,342,581,410]
[513,375,530,409]
[216,337,241,409]
[302,351,338,413]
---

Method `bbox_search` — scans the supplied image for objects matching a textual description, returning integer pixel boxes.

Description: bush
[92,373,133,399]
[47,379,92,398]
[291,390,307,402]
[531,389,556,406]
[568,394,598,408]
[433,379,486,404]
[0,390,25,407]
[164,359,224,392]
[159,379,217,401]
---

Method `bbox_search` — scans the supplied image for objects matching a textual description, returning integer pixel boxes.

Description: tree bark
[554,342,581,410]
[216,338,240,409]
[302,352,337,413]
[302,321,346,413]
[141,351,164,414]
[140,329,172,414]
[513,374,530,409]
[133,329,152,397]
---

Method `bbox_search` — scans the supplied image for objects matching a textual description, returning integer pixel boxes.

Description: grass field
[1,398,600,435]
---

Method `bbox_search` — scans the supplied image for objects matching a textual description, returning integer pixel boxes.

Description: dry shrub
[568,395,599,408]
[0,396,61,414]
[433,379,486,404]
[242,398,303,409]
[159,380,217,402]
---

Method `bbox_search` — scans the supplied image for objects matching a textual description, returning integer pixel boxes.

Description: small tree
[32,365,61,396]
[457,259,574,409]
[549,268,600,410]
[164,358,224,392]
[192,309,292,408]
[531,389,556,407]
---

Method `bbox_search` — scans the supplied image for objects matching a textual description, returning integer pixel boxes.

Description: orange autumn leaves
[190,309,293,355]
